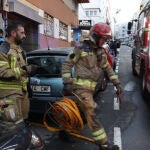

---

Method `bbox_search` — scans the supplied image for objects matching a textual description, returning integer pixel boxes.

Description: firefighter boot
[99,143,119,150]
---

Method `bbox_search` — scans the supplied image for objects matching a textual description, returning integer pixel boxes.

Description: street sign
[79,20,91,29]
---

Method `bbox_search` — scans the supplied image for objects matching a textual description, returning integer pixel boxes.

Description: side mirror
[127,22,133,34]
[128,22,133,30]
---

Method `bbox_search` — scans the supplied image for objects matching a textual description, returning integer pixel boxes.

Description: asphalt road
[30,45,150,150]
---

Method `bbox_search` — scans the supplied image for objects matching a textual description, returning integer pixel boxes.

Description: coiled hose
[43,97,84,133]
[43,97,95,143]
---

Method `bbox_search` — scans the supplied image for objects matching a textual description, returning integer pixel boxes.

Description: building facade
[0,0,89,51]
[78,0,113,40]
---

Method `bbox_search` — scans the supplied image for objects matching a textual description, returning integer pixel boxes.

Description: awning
[8,0,43,24]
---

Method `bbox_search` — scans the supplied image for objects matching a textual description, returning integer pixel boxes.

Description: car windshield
[27,55,66,77]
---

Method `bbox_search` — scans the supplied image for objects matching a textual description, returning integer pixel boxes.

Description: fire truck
[129,0,150,100]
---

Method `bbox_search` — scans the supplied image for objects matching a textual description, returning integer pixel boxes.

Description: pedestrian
[62,22,123,150]
[113,40,118,57]
[0,21,44,149]
[0,29,5,45]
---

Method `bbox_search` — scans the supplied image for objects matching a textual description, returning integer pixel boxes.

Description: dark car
[27,47,74,114]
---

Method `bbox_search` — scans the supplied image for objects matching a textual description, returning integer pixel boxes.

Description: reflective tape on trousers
[93,132,107,141]
[109,75,118,80]
[92,129,107,141]
[92,128,105,136]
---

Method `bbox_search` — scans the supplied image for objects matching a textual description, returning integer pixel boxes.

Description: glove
[30,65,39,75]
[63,83,73,93]
[22,65,38,75]
[115,83,123,95]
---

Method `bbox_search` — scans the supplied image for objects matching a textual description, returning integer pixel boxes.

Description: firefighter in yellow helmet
[0,22,44,149]
[62,22,123,150]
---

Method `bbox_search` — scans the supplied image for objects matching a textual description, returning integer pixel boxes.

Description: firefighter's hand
[63,83,73,93]
[30,65,39,75]
[63,78,73,84]
[22,65,39,75]
[115,83,123,95]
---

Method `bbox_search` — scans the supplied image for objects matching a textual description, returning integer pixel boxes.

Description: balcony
[77,0,89,3]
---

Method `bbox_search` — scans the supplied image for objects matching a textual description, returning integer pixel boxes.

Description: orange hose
[43,97,84,132]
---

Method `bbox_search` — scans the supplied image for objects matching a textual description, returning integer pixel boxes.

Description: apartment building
[0,0,89,51]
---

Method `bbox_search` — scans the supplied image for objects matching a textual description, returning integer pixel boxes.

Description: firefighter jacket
[0,40,30,98]
[62,41,120,91]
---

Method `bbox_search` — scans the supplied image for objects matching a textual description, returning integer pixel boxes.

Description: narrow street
[0,0,150,150]
[30,45,150,150]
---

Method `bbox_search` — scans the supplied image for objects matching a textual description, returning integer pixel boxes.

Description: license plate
[31,85,51,92]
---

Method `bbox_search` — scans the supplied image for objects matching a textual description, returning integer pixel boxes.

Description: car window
[27,55,66,77]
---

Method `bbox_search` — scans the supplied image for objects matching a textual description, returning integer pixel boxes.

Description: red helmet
[90,22,112,43]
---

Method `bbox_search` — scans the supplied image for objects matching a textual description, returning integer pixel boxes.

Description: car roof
[27,47,74,56]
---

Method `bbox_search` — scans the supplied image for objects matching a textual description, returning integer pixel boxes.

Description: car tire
[141,68,150,101]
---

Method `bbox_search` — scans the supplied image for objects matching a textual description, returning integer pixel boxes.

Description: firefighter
[0,22,44,149]
[62,22,123,150]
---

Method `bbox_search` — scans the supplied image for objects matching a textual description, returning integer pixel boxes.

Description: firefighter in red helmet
[62,22,123,150]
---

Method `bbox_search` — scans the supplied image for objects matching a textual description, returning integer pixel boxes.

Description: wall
[27,0,78,27]
[40,34,71,48]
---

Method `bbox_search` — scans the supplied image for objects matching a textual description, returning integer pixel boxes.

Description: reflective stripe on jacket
[0,79,28,91]
[0,41,28,92]
[62,44,119,85]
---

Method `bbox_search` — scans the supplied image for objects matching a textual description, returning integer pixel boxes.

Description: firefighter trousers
[75,89,108,145]
[0,91,29,123]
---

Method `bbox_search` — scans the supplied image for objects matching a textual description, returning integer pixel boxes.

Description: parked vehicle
[128,0,150,100]
[27,46,116,114]
[27,47,74,114]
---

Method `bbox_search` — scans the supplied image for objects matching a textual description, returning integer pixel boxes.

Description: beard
[15,38,25,45]
[15,33,25,45]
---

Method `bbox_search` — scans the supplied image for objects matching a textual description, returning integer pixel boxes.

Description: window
[28,55,66,77]
[59,21,68,40]
[94,10,97,16]
[85,9,99,17]
[85,11,89,16]
[90,10,93,16]
[44,13,54,36]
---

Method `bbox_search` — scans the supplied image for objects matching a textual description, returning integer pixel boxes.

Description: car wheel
[141,68,150,101]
